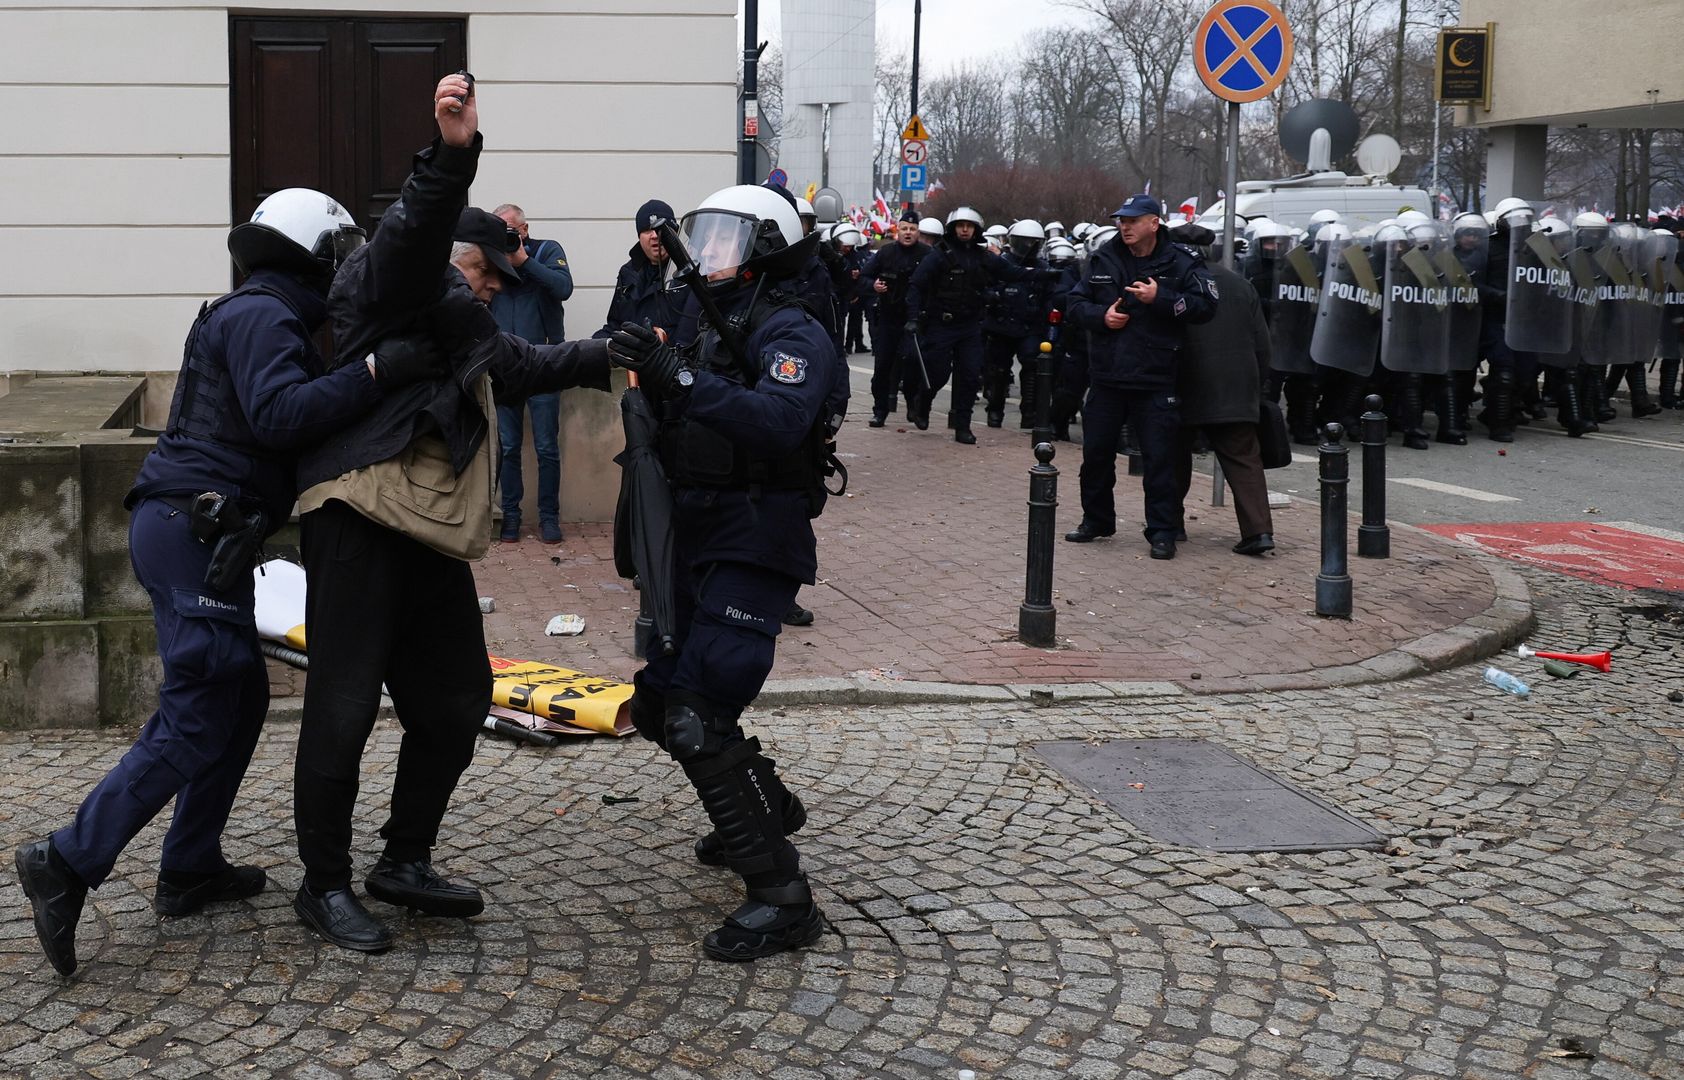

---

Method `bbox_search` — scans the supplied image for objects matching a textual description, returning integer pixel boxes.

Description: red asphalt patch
[1419,521,1684,594]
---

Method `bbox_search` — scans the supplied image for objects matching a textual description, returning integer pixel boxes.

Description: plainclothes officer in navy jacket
[13,189,442,977]
[606,183,844,963]
[594,199,689,340]
[1065,194,1217,560]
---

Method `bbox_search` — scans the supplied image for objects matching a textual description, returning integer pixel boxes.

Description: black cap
[454,207,521,282]
[636,199,675,234]
[899,208,920,224]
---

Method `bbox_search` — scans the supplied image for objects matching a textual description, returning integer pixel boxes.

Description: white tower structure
[778,0,875,216]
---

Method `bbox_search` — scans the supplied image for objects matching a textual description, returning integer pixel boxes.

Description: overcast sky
[744,0,1090,76]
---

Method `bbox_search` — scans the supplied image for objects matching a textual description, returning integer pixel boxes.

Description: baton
[482,715,560,747]
[907,329,931,390]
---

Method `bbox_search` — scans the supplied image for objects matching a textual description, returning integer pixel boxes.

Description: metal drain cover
[1034,737,1385,853]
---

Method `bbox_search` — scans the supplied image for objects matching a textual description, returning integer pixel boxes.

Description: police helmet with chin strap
[675,184,818,295]
[944,205,985,242]
[228,187,365,286]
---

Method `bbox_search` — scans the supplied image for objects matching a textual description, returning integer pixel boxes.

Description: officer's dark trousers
[53,499,267,887]
[295,501,491,891]
[870,313,906,416]
[983,332,1040,419]
[1078,385,1183,540]
[1172,423,1274,541]
[919,322,984,422]
[640,556,800,717]
[845,306,867,351]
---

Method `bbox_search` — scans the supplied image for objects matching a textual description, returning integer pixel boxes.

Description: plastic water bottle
[1483,666,1530,697]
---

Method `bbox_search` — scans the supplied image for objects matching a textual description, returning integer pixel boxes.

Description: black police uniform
[45,268,383,917]
[628,283,842,961]
[1477,219,1541,439]
[905,232,1054,439]
[840,246,871,352]
[981,249,1053,427]
[1067,226,1216,546]
[860,236,928,423]
[1046,260,1087,440]
[594,245,687,340]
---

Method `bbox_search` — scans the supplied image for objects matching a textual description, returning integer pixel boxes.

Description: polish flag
[1178,197,1199,219]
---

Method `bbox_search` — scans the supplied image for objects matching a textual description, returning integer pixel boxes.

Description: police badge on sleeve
[770,352,808,385]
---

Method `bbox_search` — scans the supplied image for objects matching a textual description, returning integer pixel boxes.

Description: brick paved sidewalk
[468,409,1519,695]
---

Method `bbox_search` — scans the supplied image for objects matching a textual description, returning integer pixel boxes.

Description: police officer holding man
[13,189,442,976]
[905,207,1060,443]
[861,209,929,426]
[1065,194,1216,560]
[606,183,842,961]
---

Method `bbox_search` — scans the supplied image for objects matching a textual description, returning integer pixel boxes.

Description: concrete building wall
[0,0,738,377]
[777,0,874,211]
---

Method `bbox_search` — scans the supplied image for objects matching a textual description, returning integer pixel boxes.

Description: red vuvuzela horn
[1516,644,1612,672]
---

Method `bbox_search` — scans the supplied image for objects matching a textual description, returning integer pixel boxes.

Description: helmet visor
[679,209,759,281]
[314,225,367,269]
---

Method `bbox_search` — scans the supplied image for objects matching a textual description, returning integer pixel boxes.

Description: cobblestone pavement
[4,567,1682,1079]
[468,414,1502,690]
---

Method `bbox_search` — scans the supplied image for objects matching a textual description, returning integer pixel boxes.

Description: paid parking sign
[900,164,927,192]
[1194,0,1294,103]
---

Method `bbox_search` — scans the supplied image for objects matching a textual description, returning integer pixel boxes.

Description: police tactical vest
[165,281,303,456]
[931,242,989,318]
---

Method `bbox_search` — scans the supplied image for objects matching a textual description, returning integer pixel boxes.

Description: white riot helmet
[1452,211,1489,237]
[794,197,818,235]
[1317,221,1355,248]
[984,223,1009,242]
[1572,211,1609,230]
[1395,209,1432,228]
[1086,225,1117,255]
[1538,216,1570,237]
[945,205,985,242]
[831,223,864,251]
[1044,220,1066,238]
[228,187,365,285]
[673,184,814,294]
[918,216,943,241]
[1044,237,1078,265]
[1005,219,1045,259]
[1071,222,1096,242]
[1247,217,1294,260]
[1309,209,1342,226]
[1492,197,1534,230]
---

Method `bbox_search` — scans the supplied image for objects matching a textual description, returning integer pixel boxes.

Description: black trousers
[1078,385,1183,539]
[295,500,491,890]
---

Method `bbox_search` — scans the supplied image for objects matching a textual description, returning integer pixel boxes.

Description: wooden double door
[230,15,467,234]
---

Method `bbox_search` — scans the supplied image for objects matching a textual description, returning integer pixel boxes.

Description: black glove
[903,319,920,335]
[370,334,449,388]
[607,321,662,367]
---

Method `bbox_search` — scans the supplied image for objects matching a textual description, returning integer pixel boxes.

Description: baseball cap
[1111,194,1163,220]
[453,207,521,282]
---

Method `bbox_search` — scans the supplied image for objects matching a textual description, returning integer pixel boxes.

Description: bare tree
[922,60,1010,175]
[872,46,912,193]
[1074,0,1203,188]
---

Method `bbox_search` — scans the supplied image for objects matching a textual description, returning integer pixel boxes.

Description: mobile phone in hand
[447,70,475,113]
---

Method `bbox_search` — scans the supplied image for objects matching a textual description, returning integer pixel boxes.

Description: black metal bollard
[1316,422,1353,619]
[1019,441,1059,647]
[1032,340,1055,446]
[1358,394,1391,559]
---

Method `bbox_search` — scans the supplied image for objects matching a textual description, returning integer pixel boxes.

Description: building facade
[776,0,874,214]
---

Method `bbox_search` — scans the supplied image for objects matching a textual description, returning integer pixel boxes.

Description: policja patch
[770,352,808,384]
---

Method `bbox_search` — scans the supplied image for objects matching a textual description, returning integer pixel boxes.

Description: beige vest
[298,374,497,561]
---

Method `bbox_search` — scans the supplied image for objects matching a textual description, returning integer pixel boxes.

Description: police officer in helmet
[13,189,440,976]
[606,183,843,961]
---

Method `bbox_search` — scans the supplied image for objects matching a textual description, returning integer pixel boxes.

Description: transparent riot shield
[1379,225,1450,374]
[1269,241,1322,375]
[1558,243,1601,369]
[1310,240,1383,375]
[1637,230,1675,362]
[1436,226,1485,371]
[1577,223,1623,365]
[1608,222,1649,364]
[1659,236,1684,360]
[1504,225,1574,353]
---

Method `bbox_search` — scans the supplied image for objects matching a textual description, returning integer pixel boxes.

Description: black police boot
[1064,520,1115,543]
[1574,366,1601,432]
[1590,365,1617,421]
[909,394,930,430]
[155,863,266,917]
[1483,369,1515,442]
[1557,372,1593,437]
[1628,365,1662,417]
[782,603,814,626]
[1660,358,1682,409]
[951,413,977,444]
[1285,378,1319,445]
[15,839,88,976]
[293,885,393,953]
[1435,376,1468,444]
[703,875,824,962]
[985,410,1004,428]
[868,410,886,428]
[1399,375,1430,450]
[365,858,485,917]
[1521,377,1546,420]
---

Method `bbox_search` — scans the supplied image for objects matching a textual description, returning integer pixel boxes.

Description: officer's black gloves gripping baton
[370,334,451,388]
[608,322,690,397]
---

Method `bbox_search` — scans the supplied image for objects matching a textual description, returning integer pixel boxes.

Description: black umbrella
[613,372,677,658]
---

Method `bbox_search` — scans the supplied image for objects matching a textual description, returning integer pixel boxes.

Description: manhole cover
[1034,737,1385,853]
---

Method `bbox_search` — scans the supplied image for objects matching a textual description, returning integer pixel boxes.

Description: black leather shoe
[1233,533,1276,556]
[955,428,977,445]
[782,603,815,627]
[1064,521,1115,543]
[702,878,825,962]
[365,859,484,917]
[294,885,393,952]
[867,412,886,428]
[155,864,265,917]
[15,840,87,976]
[1150,538,1177,560]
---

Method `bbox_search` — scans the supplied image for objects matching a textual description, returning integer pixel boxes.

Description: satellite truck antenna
[1279,99,1360,174]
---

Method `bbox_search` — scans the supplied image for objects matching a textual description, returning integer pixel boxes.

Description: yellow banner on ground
[488,656,632,737]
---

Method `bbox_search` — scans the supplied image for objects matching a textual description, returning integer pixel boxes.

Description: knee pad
[629,670,668,748]
[663,691,741,764]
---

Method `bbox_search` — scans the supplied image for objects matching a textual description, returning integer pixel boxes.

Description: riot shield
[1558,243,1601,368]
[1659,235,1684,360]
[1607,223,1648,364]
[1504,225,1574,354]
[1577,222,1623,365]
[1437,225,1486,371]
[1380,225,1450,374]
[1637,230,1675,362]
[1310,240,1383,375]
[1269,241,1323,375]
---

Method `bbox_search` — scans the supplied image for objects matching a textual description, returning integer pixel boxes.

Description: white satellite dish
[1355,134,1402,178]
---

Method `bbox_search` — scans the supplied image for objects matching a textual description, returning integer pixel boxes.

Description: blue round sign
[1194,0,1294,104]
[768,168,789,188]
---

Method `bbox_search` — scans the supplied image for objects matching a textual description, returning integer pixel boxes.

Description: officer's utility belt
[160,493,269,592]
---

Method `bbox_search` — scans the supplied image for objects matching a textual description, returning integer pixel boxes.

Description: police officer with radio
[13,189,441,977]
[905,207,1060,443]
[861,209,928,426]
[605,183,843,962]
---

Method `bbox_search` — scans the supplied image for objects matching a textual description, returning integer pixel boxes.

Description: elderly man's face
[454,247,503,303]
[896,221,920,245]
[1117,214,1159,247]
[497,209,528,241]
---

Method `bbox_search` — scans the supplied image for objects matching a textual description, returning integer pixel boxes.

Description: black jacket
[861,239,928,317]
[906,239,1049,324]
[297,134,610,492]
[595,245,687,339]
[1068,227,1217,390]
[1177,265,1271,426]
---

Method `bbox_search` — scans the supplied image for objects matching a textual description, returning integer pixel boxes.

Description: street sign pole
[1222,101,1239,270]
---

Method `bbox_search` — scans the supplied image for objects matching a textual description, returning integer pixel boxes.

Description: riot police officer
[862,210,929,425]
[904,207,1059,443]
[1478,198,1538,442]
[1044,236,1086,441]
[981,219,1052,428]
[13,188,439,976]
[606,183,842,962]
